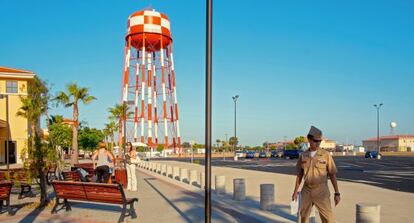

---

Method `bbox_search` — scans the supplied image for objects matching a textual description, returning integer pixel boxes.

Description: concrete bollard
[233,178,246,201]
[167,165,173,178]
[199,172,205,189]
[260,184,275,211]
[148,163,153,171]
[161,164,167,175]
[157,164,162,174]
[215,176,226,194]
[173,167,180,180]
[180,168,189,183]
[356,203,381,223]
[189,170,198,186]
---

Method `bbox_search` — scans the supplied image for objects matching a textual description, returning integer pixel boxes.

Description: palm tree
[16,76,50,207]
[108,103,132,147]
[54,83,96,164]
[104,121,118,149]
[48,114,64,126]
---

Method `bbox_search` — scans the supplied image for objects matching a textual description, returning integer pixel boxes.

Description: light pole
[374,103,383,159]
[205,0,213,222]
[232,95,239,155]
[0,94,9,170]
[190,140,194,164]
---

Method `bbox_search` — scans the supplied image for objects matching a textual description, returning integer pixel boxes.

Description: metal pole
[232,95,238,155]
[191,143,194,163]
[234,98,236,153]
[205,0,212,222]
[377,107,379,154]
[374,103,382,158]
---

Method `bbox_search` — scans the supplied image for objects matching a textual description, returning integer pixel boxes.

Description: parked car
[271,150,284,158]
[258,151,268,158]
[283,149,302,159]
[235,150,244,158]
[245,151,255,159]
[365,151,382,159]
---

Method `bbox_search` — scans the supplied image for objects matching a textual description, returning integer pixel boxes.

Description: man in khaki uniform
[292,126,340,223]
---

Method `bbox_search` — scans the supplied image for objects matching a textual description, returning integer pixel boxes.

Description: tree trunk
[38,165,48,207]
[71,102,79,165]
[34,134,48,207]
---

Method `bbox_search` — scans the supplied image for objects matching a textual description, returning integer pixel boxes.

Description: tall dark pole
[374,103,383,158]
[232,95,239,154]
[205,0,213,222]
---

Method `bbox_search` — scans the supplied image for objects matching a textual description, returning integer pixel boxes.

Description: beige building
[0,66,35,164]
[320,139,336,152]
[362,135,414,152]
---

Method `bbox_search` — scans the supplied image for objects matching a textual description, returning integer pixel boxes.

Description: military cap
[308,126,322,140]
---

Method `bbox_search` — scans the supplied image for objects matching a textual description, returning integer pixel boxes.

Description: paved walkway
[155,160,414,223]
[0,167,248,223]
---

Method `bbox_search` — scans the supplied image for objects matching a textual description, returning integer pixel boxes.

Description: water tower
[120,8,182,153]
[390,121,397,135]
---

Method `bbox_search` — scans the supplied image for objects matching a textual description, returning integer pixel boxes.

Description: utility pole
[205,0,213,222]
[374,103,383,159]
[232,95,239,155]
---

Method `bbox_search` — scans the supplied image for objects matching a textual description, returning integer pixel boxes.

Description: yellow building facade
[0,66,35,164]
[362,135,414,152]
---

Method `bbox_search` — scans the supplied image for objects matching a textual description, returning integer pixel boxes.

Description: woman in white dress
[125,142,139,191]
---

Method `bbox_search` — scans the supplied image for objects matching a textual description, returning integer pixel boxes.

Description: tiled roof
[0,66,33,74]
[0,66,35,78]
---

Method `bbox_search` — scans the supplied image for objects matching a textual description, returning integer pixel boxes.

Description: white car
[235,150,244,158]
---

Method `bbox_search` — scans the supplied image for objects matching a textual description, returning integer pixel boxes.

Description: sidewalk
[0,166,248,223]
[155,160,414,223]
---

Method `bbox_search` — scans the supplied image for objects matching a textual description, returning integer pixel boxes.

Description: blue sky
[1,0,413,146]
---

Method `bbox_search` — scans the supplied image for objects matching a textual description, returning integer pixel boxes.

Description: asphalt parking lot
[154,156,414,193]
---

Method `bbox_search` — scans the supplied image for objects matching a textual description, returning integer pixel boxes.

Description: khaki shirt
[296,148,337,186]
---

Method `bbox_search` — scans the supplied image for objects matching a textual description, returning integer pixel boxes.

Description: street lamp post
[190,140,194,164]
[374,103,383,159]
[205,0,213,222]
[232,95,239,156]
[0,94,9,170]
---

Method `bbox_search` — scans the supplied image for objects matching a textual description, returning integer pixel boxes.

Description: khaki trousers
[300,184,334,223]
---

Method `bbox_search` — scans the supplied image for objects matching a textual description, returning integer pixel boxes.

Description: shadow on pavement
[18,203,46,223]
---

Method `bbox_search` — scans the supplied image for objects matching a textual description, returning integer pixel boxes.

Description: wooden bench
[62,171,81,181]
[73,164,96,182]
[51,181,138,223]
[0,182,13,215]
[0,170,33,199]
[47,164,58,185]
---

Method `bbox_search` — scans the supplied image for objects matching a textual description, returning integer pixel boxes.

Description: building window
[6,81,18,93]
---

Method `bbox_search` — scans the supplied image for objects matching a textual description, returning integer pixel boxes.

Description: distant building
[270,137,336,151]
[362,135,414,152]
[320,139,336,152]
[336,144,354,152]
[0,66,35,164]
[354,146,365,153]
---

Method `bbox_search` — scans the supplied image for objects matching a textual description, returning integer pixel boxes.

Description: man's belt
[304,182,327,188]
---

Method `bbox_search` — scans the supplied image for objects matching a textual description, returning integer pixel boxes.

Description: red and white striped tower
[120,8,182,153]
